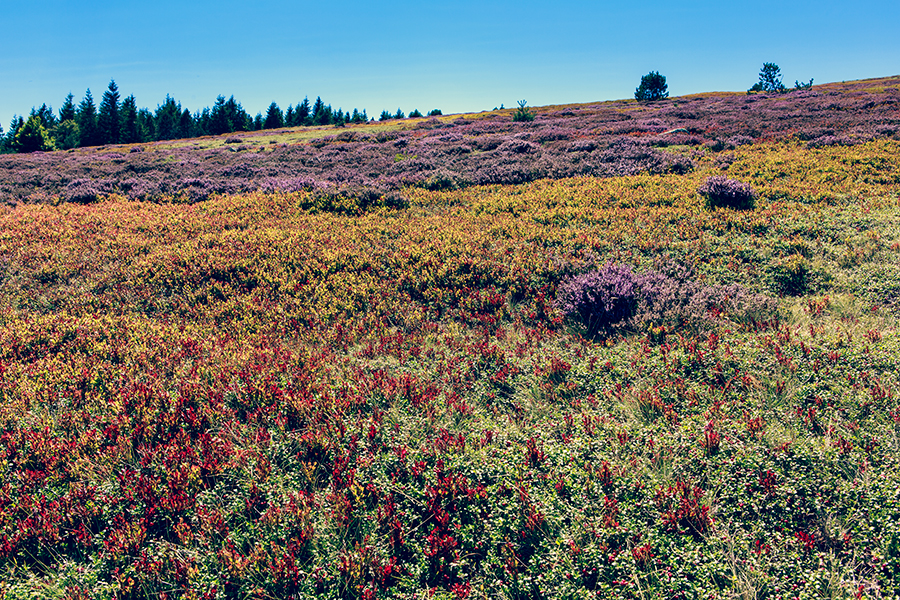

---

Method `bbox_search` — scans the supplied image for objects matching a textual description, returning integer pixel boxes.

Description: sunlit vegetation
[0,78,899,599]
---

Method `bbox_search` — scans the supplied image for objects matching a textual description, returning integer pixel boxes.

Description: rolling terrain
[0,77,899,599]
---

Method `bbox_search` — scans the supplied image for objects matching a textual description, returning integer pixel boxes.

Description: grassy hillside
[0,81,899,599]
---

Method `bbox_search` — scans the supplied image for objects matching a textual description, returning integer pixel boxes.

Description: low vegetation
[0,77,899,599]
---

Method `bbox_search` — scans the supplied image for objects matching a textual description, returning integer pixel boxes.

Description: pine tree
[635,72,668,102]
[51,120,81,150]
[32,104,57,129]
[77,89,100,146]
[59,93,76,122]
[137,108,155,141]
[285,105,295,127]
[263,102,284,129]
[154,95,181,140]
[98,79,121,144]
[197,107,211,136]
[179,108,194,139]
[120,95,140,144]
[210,96,231,135]
[225,96,249,132]
[297,97,311,126]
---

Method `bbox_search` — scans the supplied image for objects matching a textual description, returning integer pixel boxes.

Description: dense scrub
[0,77,898,206]
[0,91,900,599]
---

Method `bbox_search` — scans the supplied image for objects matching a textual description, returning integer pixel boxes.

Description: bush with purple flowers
[557,261,777,338]
[698,175,758,210]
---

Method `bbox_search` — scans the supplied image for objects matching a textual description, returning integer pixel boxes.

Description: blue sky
[2,0,898,127]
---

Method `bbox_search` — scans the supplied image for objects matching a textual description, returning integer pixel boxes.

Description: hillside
[1,76,898,206]
[0,78,899,599]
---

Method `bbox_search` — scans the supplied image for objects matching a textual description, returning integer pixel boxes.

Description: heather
[0,77,898,206]
[0,81,899,600]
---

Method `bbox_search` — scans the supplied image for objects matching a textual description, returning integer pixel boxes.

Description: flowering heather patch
[556,261,777,337]
[1,76,899,206]
[0,84,900,598]
[698,175,758,210]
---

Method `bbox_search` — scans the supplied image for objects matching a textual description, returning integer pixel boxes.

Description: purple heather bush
[698,175,758,210]
[556,260,777,338]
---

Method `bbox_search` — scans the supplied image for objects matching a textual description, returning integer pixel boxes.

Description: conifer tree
[59,93,76,122]
[120,95,140,144]
[7,116,25,148]
[285,105,295,127]
[98,80,121,144]
[32,104,57,129]
[263,102,284,129]
[154,95,181,140]
[179,108,194,139]
[77,89,100,146]
[297,97,311,126]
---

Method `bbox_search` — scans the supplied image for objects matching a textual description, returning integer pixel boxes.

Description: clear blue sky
[2,0,898,126]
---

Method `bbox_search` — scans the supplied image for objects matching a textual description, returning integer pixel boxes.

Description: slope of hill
[0,77,899,599]
[1,76,898,206]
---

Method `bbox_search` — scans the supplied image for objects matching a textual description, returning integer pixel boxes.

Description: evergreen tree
[285,105,295,127]
[750,62,786,93]
[14,115,55,153]
[7,116,25,148]
[210,96,231,135]
[297,97,311,126]
[32,104,57,129]
[52,119,81,150]
[197,107,211,136]
[379,110,393,121]
[635,71,668,102]
[59,93,76,122]
[154,95,181,140]
[77,89,100,146]
[263,102,284,129]
[253,113,263,130]
[394,108,405,119]
[137,108,155,141]
[98,79,121,144]
[120,95,140,144]
[224,96,249,131]
[408,109,423,118]
[179,108,194,139]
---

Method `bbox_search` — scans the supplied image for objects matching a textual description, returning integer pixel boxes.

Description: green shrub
[769,253,810,295]
[512,100,535,122]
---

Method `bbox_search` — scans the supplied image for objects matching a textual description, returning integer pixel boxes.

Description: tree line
[1,80,442,153]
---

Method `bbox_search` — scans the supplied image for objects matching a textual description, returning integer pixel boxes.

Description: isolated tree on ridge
[635,71,668,102]
[749,63,786,93]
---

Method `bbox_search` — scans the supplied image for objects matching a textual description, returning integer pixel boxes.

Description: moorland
[0,76,899,599]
